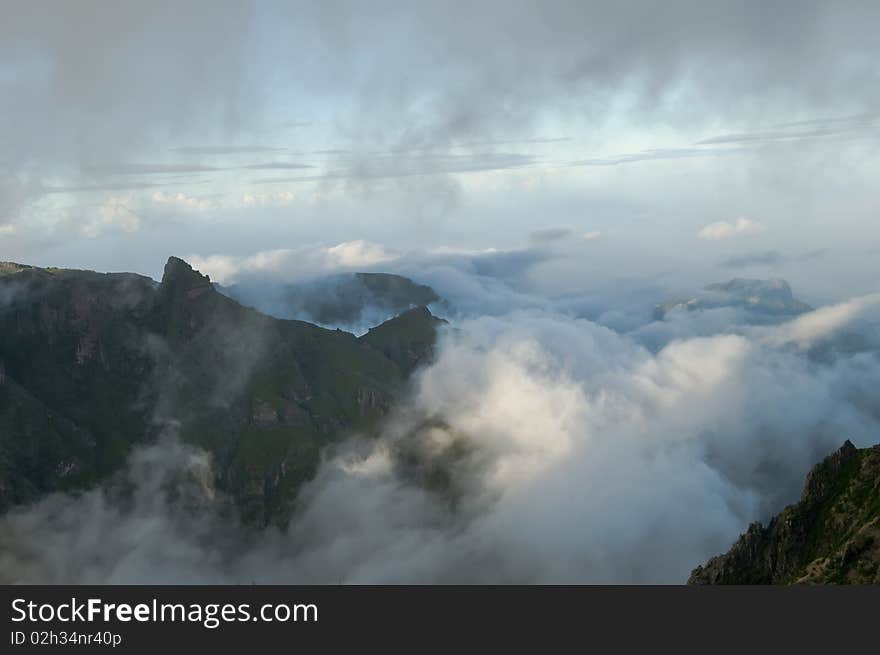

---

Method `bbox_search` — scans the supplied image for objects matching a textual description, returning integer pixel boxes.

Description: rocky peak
[161,256,210,287]
[800,439,858,505]
[155,257,220,341]
[159,257,214,302]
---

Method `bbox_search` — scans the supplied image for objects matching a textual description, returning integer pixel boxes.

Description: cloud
[79,196,143,237]
[169,146,287,155]
[251,152,537,185]
[698,218,765,241]
[242,162,315,170]
[0,175,41,225]
[722,249,826,268]
[4,1,880,268]
[188,240,395,285]
[567,146,746,167]
[529,227,603,249]
[764,293,880,349]
[697,113,880,145]
[82,163,221,176]
[325,241,392,268]
[149,190,297,213]
[3,295,880,583]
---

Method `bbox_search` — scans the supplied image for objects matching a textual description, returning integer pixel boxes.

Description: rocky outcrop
[689,440,880,584]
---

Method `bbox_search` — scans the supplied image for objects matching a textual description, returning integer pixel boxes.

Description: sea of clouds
[2,244,879,584]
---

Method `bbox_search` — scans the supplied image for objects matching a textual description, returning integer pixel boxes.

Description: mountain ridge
[689,439,880,584]
[219,271,441,330]
[0,256,444,524]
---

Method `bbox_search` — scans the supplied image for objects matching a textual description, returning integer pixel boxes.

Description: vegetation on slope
[689,440,880,584]
[0,257,443,525]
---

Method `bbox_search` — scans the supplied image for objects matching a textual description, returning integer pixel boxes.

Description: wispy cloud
[722,249,827,268]
[83,163,221,176]
[530,226,601,244]
[699,218,765,241]
[566,146,744,167]
[242,162,315,170]
[698,113,880,146]
[252,152,537,184]
[42,180,212,194]
[168,146,287,155]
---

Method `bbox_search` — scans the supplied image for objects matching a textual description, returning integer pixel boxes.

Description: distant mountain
[689,440,880,584]
[220,272,441,331]
[0,257,444,525]
[654,278,812,321]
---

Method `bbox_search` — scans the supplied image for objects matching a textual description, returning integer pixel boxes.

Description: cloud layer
[2,274,879,583]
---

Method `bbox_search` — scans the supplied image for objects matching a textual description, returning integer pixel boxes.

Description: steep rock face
[0,257,443,525]
[689,440,880,584]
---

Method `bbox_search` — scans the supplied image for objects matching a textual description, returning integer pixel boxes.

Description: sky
[1,0,878,304]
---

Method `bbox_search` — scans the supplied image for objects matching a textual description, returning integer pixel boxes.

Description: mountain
[689,440,880,584]
[220,272,440,330]
[0,257,443,525]
[654,278,812,321]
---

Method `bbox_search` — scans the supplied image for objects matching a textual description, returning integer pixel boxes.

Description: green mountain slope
[0,257,443,524]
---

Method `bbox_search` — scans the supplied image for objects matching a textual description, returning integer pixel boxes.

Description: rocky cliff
[689,440,880,584]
